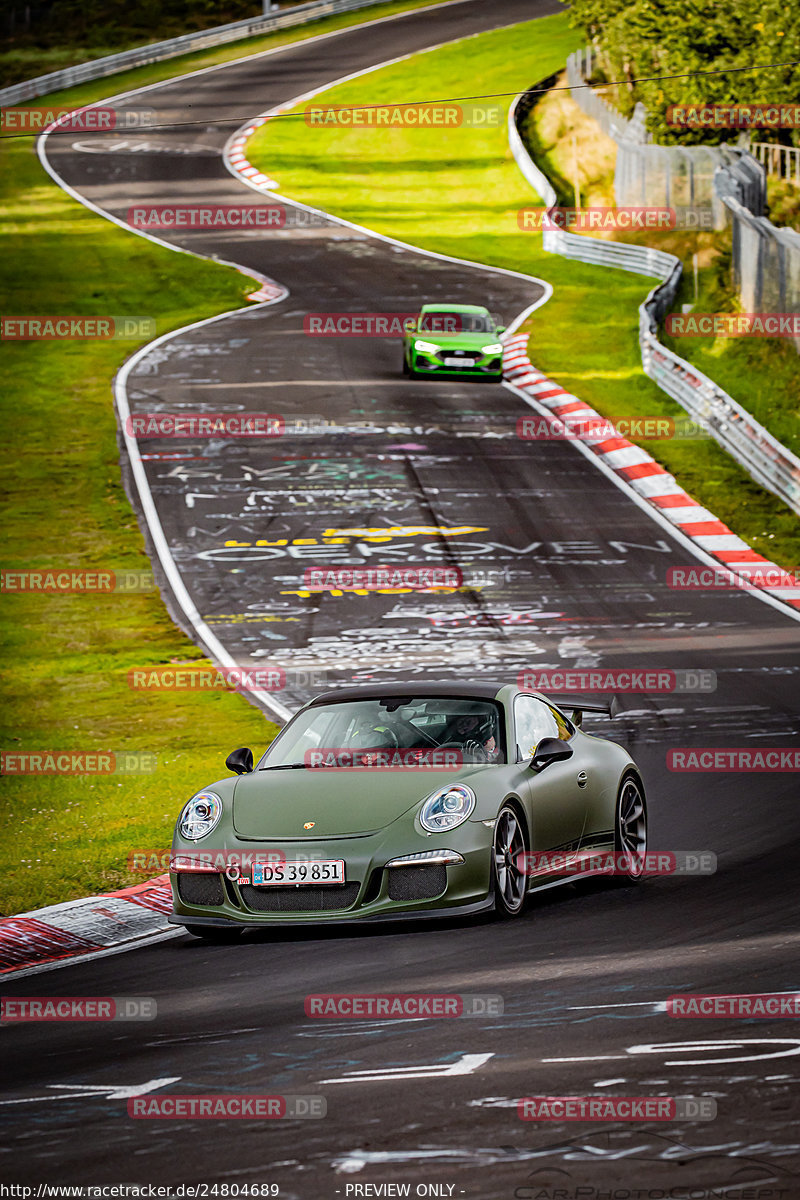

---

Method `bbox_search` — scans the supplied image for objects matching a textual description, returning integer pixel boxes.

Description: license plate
[443,356,470,367]
[251,859,345,886]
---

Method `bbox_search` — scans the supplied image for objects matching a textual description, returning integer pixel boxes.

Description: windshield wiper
[258,763,309,771]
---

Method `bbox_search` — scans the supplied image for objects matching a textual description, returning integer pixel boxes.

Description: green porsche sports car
[402,303,506,379]
[169,683,647,939]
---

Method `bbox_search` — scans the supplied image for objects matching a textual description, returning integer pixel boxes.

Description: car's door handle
[577,771,588,788]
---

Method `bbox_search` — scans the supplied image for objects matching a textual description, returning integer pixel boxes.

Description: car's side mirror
[530,737,573,772]
[226,747,254,775]
[496,325,506,335]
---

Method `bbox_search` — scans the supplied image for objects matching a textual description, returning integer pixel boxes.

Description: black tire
[402,353,411,377]
[184,924,242,943]
[612,773,648,884]
[492,803,528,918]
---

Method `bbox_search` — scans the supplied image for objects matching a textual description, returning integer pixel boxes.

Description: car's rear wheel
[492,804,528,917]
[613,774,648,883]
[184,924,242,943]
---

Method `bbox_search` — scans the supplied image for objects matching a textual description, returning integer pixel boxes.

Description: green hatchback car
[402,303,505,379]
[169,683,647,940]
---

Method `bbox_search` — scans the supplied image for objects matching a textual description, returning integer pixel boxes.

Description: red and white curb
[0,875,176,977]
[245,276,286,302]
[503,334,800,614]
[227,117,292,308]
[227,117,278,193]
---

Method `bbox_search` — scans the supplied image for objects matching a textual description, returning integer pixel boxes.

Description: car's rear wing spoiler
[550,696,619,726]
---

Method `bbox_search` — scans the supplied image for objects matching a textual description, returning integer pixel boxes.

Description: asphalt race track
[4,1,800,1195]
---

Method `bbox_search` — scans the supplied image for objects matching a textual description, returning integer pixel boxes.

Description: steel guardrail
[508,89,800,517]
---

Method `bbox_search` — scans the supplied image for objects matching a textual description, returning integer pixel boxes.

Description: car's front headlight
[414,339,439,354]
[419,783,476,833]
[481,342,503,355]
[178,790,222,840]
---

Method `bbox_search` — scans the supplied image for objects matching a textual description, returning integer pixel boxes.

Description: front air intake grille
[436,351,479,365]
[239,883,360,913]
[387,864,447,901]
[177,873,225,907]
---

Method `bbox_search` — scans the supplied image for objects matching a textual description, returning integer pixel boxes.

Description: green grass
[766,175,800,232]
[247,12,800,570]
[663,251,800,463]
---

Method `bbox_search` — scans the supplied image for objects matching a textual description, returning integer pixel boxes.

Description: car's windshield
[418,312,494,334]
[261,697,506,768]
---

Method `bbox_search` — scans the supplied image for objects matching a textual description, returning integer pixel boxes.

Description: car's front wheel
[492,804,528,918]
[613,774,648,883]
[184,924,242,943]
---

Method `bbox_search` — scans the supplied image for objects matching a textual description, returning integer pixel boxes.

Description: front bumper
[410,347,503,375]
[169,896,494,930]
[170,823,493,927]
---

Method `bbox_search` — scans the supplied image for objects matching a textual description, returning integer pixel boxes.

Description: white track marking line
[320,1052,494,1083]
[544,1039,800,1066]
[113,305,294,723]
[0,1078,181,1105]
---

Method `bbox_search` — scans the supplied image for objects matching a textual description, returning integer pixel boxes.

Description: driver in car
[351,715,406,766]
[447,713,499,762]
